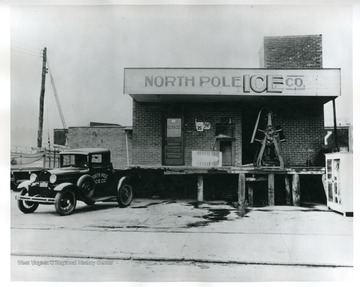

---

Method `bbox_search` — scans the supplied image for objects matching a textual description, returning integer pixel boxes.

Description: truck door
[89,153,113,195]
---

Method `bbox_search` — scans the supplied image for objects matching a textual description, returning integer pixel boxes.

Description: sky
[9,3,354,147]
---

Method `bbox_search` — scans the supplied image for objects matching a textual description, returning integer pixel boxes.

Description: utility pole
[37,47,47,148]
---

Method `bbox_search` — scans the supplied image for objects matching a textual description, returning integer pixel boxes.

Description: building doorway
[220,141,232,166]
[163,117,184,165]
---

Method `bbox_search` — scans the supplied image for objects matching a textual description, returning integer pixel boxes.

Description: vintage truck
[15,148,134,216]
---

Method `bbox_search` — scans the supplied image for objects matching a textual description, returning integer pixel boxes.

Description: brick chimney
[259,34,323,68]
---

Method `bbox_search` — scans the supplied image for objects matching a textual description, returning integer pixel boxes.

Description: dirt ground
[11,192,354,281]
[11,192,352,236]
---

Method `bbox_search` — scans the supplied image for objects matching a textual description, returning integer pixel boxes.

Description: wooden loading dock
[128,164,325,215]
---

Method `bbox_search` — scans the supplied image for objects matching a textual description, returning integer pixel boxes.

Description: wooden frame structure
[127,164,325,216]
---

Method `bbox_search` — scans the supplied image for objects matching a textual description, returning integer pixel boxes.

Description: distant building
[53,129,68,146]
[67,123,132,168]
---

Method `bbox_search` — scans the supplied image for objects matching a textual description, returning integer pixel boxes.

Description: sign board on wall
[192,151,222,167]
[124,68,341,100]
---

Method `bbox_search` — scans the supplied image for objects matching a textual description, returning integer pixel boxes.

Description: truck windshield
[60,154,88,168]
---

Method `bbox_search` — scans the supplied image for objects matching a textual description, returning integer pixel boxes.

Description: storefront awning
[124,68,341,103]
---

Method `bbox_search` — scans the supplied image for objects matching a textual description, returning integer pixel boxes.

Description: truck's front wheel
[55,190,77,216]
[17,188,39,214]
[117,184,133,207]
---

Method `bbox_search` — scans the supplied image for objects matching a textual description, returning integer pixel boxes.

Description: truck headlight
[30,173,37,182]
[49,175,57,184]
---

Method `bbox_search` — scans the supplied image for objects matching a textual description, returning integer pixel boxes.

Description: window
[167,118,182,138]
[61,154,88,168]
[91,154,103,165]
[215,123,235,138]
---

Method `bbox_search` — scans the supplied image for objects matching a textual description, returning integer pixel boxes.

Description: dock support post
[268,173,275,206]
[248,184,254,206]
[292,173,301,206]
[197,175,204,202]
[238,173,246,216]
[285,175,291,205]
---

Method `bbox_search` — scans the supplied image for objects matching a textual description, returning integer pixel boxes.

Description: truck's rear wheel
[55,190,77,216]
[117,184,133,207]
[17,188,39,214]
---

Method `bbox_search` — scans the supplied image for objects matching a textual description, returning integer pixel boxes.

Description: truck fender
[54,182,76,192]
[17,180,32,191]
[117,176,128,192]
[77,175,95,199]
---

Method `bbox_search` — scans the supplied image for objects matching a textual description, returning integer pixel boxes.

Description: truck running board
[92,196,117,202]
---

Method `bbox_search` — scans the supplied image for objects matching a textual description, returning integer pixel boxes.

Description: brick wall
[270,100,325,166]
[262,34,323,68]
[242,99,325,167]
[132,102,163,165]
[133,99,325,167]
[132,101,242,166]
[183,102,242,166]
[67,126,132,168]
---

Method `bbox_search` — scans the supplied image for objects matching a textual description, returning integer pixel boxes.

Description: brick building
[67,124,132,169]
[123,35,340,205]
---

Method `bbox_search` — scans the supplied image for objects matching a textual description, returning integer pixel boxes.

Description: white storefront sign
[192,151,222,167]
[124,68,340,97]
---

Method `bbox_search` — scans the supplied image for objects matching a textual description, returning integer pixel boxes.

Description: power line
[11,47,42,57]
[11,42,43,58]
[47,58,67,130]
[12,41,42,54]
